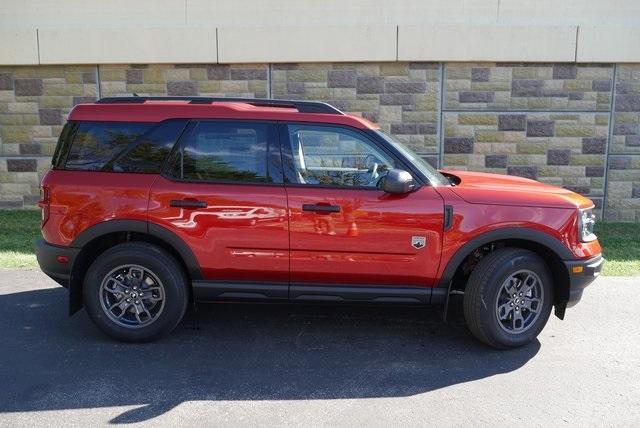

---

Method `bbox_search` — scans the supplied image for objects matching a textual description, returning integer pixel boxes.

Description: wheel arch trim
[437,227,574,289]
[71,219,203,280]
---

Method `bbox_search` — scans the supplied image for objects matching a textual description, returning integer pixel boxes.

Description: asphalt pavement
[0,269,638,427]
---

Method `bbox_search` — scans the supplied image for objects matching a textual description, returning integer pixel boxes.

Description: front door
[148,120,289,297]
[281,123,444,293]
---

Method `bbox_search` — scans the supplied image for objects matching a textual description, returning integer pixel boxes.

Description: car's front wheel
[83,242,188,342]
[463,248,553,349]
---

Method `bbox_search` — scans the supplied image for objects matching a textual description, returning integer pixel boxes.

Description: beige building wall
[1,1,640,65]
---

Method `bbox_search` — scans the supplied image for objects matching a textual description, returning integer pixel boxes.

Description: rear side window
[166,121,271,183]
[51,122,77,169]
[54,120,187,173]
[112,120,188,173]
[64,122,152,171]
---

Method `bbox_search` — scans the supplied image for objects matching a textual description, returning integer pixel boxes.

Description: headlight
[577,208,597,242]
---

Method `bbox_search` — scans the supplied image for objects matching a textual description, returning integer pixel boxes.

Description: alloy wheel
[99,264,166,329]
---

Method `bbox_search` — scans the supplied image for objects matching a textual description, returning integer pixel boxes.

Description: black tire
[463,248,553,349]
[83,242,189,342]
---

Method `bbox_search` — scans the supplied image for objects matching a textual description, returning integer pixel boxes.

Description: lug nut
[125,290,129,294]
[126,298,131,303]
[135,300,139,304]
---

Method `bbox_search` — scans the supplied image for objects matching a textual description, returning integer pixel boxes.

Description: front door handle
[170,199,207,209]
[302,203,341,214]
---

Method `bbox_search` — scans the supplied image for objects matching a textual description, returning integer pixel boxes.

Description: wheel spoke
[129,266,144,281]
[104,278,128,295]
[497,302,513,320]
[140,286,163,302]
[503,278,518,296]
[116,301,132,319]
[520,274,537,294]
[512,309,524,331]
[521,298,541,313]
[107,297,125,311]
[138,302,153,321]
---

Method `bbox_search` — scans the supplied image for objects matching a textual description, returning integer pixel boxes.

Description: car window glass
[64,122,152,171]
[112,120,188,173]
[170,121,269,183]
[287,124,396,188]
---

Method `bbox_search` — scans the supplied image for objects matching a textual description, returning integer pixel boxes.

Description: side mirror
[382,169,415,194]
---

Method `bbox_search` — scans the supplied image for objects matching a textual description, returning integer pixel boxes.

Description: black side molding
[192,282,444,305]
[193,281,289,301]
[444,205,453,231]
[290,284,431,304]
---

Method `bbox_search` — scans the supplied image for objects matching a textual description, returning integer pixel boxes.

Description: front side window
[286,124,397,188]
[64,122,152,171]
[167,121,270,183]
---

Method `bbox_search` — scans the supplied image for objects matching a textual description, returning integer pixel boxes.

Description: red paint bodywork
[286,185,444,286]
[40,102,601,290]
[147,177,289,282]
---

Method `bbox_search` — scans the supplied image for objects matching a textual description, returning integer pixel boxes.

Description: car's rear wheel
[463,248,553,349]
[83,242,188,342]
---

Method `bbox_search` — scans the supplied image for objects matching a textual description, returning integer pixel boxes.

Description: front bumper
[563,254,604,307]
[35,239,80,288]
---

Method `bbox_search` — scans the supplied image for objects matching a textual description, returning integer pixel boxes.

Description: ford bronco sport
[36,97,603,348]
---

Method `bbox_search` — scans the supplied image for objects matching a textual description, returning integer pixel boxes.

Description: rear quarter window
[64,122,152,171]
[55,120,187,173]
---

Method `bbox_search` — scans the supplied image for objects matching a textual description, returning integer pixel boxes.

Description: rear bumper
[35,239,80,288]
[563,254,604,307]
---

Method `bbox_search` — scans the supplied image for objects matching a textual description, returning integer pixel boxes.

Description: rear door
[281,123,444,294]
[148,120,289,298]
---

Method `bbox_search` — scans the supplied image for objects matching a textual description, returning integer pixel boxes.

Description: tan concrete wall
[3,1,639,27]
[1,1,639,64]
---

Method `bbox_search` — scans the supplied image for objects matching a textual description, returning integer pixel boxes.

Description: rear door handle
[302,204,341,213]
[170,199,207,209]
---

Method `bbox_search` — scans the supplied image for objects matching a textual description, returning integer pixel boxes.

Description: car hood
[441,170,595,209]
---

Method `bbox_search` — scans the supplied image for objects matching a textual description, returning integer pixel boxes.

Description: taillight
[38,185,50,226]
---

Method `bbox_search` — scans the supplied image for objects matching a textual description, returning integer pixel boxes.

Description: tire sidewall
[83,244,187,342]
[480,252,553,348]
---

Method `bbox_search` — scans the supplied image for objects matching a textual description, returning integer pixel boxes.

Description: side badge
[411,236,426,249]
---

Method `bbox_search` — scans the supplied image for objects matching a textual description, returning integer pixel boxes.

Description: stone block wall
[0,62,639,221]
[0,65,98,207]
[442,63,614,216]
[608,65,640,221]
[271,63,440,166]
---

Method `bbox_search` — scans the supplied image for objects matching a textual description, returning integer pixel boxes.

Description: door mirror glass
[382,169,415,194]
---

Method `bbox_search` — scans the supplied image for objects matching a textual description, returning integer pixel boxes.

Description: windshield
[374,130,450,186]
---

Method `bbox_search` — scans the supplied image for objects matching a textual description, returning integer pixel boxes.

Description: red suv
[36,97,603,348]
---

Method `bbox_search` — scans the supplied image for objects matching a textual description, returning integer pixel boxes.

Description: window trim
[161,119,285,186]
[278,121,425,190]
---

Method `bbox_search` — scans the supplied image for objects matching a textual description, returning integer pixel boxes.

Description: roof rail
[95,96,344,115]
